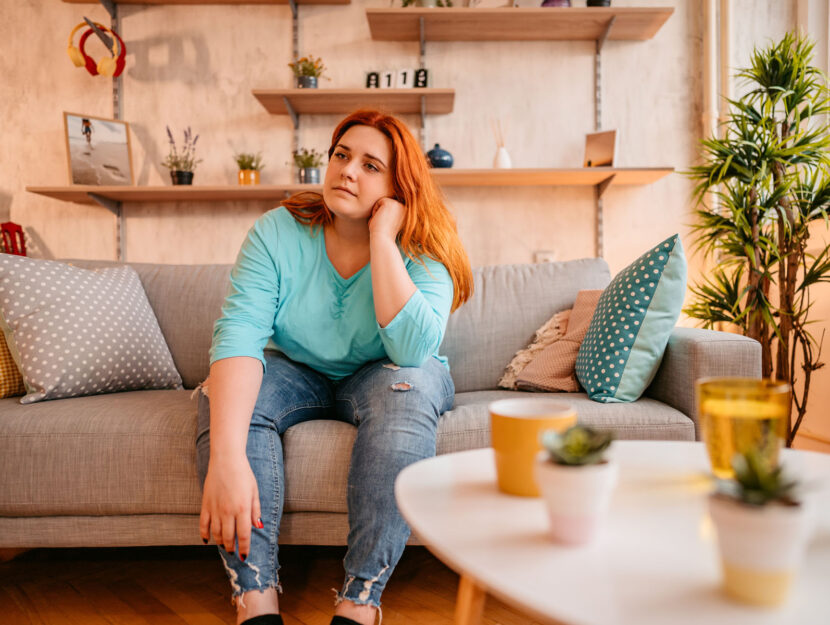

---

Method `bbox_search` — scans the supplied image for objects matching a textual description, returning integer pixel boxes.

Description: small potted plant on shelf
[293,148,325,184]
[162,126,201,185]
[234,152,264,186]
[288,55,328,89]
[534,425,616,545]
[708,450,812,607]
[402,0,453,7]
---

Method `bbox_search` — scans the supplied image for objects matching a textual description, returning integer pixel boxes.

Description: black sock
[241,615,283,625]
[330,617,363,625]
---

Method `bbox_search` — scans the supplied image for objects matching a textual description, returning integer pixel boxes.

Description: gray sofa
[0,258,760,548]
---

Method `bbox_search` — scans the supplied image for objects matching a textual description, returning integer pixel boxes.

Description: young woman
[196,109,473,625]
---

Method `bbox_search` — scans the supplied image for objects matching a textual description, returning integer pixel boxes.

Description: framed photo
[63,112,134,186]
[583,129,617,168]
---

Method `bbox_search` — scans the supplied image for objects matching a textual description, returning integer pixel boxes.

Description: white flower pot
[533,452,618,545]
[708,494,812,606]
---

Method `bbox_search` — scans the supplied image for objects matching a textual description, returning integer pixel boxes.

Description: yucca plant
[685,32,830,446]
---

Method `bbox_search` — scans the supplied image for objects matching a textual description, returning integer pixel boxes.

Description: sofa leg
[0,548,30,562]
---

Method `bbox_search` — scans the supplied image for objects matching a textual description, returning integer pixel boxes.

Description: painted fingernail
[241,553,247,561]
[255,518,264,529]
[202,537,208,544]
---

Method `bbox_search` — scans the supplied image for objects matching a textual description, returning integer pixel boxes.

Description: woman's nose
[341,159,358,180]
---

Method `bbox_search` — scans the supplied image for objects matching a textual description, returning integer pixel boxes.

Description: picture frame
[63,112,135,186]
[583,129,617,168]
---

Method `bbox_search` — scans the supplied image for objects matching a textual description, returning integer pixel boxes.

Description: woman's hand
[199,454,262,559]
[369,197,406,242]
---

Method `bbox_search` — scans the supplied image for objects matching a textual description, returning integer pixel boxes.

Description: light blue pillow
[575,234,687,403]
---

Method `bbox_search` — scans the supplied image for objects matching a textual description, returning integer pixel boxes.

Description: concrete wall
[2,0,829,447]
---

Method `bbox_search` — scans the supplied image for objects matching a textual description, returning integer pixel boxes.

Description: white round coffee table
[394,441,830,625]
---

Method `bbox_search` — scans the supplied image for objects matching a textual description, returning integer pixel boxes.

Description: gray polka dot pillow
[575,234,687,403]
[0,254,183,404]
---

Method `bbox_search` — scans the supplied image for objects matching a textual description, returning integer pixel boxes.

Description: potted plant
[288,55,328,89]
[534,425,616,545]
[293,148,325,184]
[162,126,201,185]
[684,32,830,446]
[708,450,812,607]
[234,152,264,186]
[402,0,453,7]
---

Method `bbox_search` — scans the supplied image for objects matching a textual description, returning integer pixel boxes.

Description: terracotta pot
[534,453,617,545]
[708,494,812,606]
[238,170,260,185]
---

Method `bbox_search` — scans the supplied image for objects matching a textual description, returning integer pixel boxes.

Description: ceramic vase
[296,76,318,89]
[426,144,454,168]
[534,453,618,545]
[238,170,260,185]
[170,170,194,185]
[708,494,812,607]
[298,167,320,184]
[541,0,571,6]
[493,146,512,169]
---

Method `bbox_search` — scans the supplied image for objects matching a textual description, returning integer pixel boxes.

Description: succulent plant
[541,425,614,466]
[292,148,325,169]
[716,450,800,507]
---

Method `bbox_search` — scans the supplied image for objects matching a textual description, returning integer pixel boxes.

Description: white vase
[493,146,512,169]
[708,494,813,606]
[533,452,618,545]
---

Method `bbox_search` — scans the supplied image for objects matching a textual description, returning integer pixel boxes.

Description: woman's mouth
[333,186,356,197]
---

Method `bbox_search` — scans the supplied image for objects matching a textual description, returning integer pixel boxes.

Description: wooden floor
[0,545,544,625]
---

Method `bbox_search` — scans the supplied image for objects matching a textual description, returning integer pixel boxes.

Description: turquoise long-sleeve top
[210,207,454,380]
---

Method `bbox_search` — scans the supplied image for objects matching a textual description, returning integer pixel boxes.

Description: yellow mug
[490,398,577,497]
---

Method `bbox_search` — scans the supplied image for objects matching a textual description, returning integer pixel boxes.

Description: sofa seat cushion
[0,391,201,516]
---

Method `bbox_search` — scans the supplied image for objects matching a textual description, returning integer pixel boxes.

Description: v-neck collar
[321,227,369,284]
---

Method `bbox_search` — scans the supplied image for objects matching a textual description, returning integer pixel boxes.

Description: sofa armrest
[644,327,762,438]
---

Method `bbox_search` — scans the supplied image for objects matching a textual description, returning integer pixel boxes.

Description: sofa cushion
[576,234,687,402]
[442,259,611,393]
[0,256,182,403]
[0,391,201,516]
[68,260,231,389]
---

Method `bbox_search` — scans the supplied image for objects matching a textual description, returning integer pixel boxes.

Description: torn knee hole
[390,382,412,392]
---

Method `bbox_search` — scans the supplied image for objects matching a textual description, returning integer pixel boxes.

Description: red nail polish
[255,518,264,529]
[241,553,247,561]
[202,537,208,544]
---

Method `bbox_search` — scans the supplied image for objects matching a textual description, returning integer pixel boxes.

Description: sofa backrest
[441,259,610,392]
[70,258,611,391]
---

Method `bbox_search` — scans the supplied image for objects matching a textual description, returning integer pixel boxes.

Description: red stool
[1,222,26,256]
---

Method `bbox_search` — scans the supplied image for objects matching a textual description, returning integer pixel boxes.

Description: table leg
[454,573,486,625]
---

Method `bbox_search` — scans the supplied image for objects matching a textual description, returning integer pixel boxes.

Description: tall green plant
[686,32,830,446]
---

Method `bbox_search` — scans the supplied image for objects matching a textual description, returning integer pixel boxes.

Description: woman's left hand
[369,197,405,242]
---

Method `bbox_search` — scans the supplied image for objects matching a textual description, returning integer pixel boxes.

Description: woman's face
[323,125,396,222]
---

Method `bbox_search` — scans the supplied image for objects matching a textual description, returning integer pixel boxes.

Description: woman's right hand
[199,454,263,559]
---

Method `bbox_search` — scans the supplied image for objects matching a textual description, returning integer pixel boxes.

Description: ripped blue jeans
[195,351,455,608]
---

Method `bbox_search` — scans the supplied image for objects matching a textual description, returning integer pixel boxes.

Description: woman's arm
[199,356,264,560]
[369,198,453,366]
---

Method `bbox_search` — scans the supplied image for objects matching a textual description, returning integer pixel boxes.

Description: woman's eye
[365,162,378,172]
[335,152,347,160]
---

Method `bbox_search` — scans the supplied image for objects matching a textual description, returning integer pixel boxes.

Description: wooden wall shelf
[252,88,455,116]
[366,7,674,42]
[26,169,672,205]
[63,0,349,5]
[432,168,673,187]
[26,185,321,204]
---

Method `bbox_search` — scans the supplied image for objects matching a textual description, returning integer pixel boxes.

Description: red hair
[283,109,473,311]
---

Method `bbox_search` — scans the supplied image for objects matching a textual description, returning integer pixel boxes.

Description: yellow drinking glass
[489,398,577,497]
[696,378,790,479]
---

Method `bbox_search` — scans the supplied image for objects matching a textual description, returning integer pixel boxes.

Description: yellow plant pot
[238,170,260,185]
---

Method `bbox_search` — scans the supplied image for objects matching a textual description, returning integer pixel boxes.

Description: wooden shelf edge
[62,0,350,5]
[251,88,455,115]
[27,169,673,203]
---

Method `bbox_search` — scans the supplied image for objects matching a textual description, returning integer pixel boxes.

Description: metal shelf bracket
[89,193,125,261]
[98,0,117,19]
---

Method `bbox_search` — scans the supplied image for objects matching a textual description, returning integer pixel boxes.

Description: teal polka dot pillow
[575,234,687,403]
